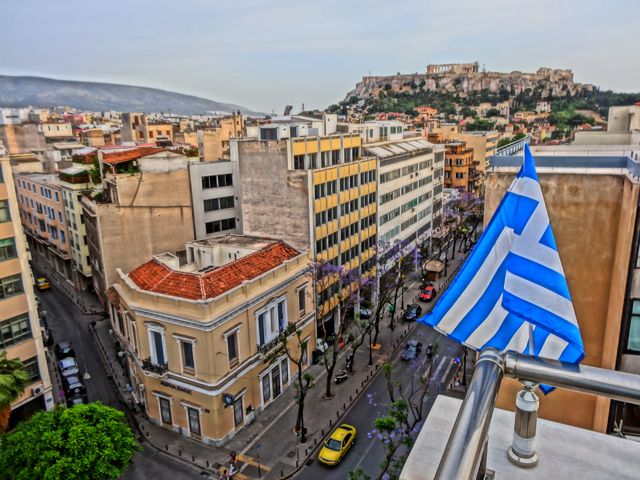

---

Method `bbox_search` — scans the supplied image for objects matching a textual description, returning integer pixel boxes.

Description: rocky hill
[344,65,592,102]
[0,75,259,115]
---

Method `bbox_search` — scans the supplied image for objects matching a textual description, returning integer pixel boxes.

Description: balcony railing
[257,322,297,356]
[141,357,169,376]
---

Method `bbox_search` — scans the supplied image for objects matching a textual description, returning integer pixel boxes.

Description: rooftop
[16,173,60,185]
[364,138,436,159]
[102,146,165,165]
[401,395,640,480]
[127,237,301,301]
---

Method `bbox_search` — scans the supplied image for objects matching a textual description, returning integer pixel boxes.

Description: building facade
[0,149,54,428]
[188,160,242,240]
[363,138,444,257]
[231,132,377,329]
[14,173,73,284]
[486,146,640,435]
[109,235,315,445]
[81,148,194,303]
[444,141,476,192]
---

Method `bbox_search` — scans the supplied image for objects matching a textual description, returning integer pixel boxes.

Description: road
[34,269,205,480]
[297,279,464,480]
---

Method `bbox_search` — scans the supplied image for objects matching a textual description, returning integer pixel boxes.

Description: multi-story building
[41,123,74,144]
[574,103,640,146]
[427,124,499,175]
[0,146,54,428]
[486,145,640,435]
[57,149,102,291]
[108,235,314,445]
[444,141,476,192]
[231,131,377,330]
[14,173,73,283]
[363,138,444,258]
[188,160,242,239]
[81,147,194,303]
[337,120,405,144]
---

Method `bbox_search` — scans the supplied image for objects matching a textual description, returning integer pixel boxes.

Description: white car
[316,338,329,353]
[59,357,79,377]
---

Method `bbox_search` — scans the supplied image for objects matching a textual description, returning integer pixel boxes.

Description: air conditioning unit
[32,386,43,396]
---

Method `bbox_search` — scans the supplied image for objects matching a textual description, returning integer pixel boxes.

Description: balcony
[256,323,297,357]
[141,357,169,376]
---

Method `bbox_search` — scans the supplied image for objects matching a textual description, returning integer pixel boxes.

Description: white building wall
[189,161,242,239]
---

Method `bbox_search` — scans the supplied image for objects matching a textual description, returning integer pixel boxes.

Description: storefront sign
[160,380,192,394]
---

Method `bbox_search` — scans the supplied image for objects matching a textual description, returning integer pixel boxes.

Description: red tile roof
[102,147,165,165]
[128,242,301,300]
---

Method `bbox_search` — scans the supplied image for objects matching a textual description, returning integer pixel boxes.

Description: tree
[267,326,314,443]
[359,345,439,480]
[0,402,141,480]
[312,262,363,398]
[0,351,29,433]
[485,108,501,117]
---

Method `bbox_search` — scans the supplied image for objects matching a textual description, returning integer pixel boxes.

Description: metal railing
[434,348,640,480]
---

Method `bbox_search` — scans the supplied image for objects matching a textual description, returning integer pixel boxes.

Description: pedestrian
[220,469,229,480]
[229,451,237,475]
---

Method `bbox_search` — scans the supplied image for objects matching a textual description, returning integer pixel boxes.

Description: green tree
[0,402,141,480]
[0,352,29,433]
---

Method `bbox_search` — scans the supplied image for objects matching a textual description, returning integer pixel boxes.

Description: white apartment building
[364,138,444,262]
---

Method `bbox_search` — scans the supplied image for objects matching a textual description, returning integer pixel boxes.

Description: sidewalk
[88,248,471,480]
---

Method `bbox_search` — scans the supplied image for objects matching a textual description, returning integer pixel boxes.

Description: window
[301,338,309,366]
[0,200,10,223]
[256,299,287,346]
[203,196,235,212]
[0,238,17,261]
[294,155,305,170]
[181,341,195,371]
[55,192,59,202]
[159,397,172,424]
[202,174,233,189]
[0,274,23,300]
[262,374,271,403]
[233,397,244,427]
[205,217,236,234]
[281,358,289,385]
[187,407,201,436]
[0,313,32,348]
[628,301,640,352]
[298,287,306,315]
[227,331,238,365]
[148,326,167,366]
[23,356,41,382]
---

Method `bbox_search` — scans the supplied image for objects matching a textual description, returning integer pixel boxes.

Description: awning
[423,260,444,273]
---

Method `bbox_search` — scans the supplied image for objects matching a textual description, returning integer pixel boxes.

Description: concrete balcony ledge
[401,395,640,480]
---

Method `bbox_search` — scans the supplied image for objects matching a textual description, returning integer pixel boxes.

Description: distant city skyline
[1,0,638,113]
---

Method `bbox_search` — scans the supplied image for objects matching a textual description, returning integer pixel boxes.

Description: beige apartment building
[14,173,73,284]
[428,124,499,175]
[486,146,640,435]
[0,147,54,428]
[109,235,315,444]
[81,147,194,303]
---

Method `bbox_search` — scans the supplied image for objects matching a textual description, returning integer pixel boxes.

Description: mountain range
[0,75,259,116]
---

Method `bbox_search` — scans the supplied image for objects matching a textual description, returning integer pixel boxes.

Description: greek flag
[419,144,584,387]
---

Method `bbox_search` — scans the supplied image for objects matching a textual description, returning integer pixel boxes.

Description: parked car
[59,357,79,377]
[66,393,88,407]
[318,423,357,466]
[402,304,423,322]
[356,307,372,319]
[419,285,437,302]
[55,341,75,359]
[401,340,423,361]
[62,375,85,396]
[35,277,50,290]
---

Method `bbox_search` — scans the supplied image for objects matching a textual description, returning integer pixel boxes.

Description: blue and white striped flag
[419,144,584,387]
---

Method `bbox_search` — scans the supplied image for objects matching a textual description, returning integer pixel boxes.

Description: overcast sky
[1,0,638,113]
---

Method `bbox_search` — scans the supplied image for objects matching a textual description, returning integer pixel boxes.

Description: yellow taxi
[35,277,50,290]
[317,423,357,466]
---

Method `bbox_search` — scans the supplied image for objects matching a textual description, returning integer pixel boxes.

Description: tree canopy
[0,402,141,480]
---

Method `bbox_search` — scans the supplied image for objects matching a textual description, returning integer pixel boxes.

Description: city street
[34,271,204,480]
[296,316,463,479]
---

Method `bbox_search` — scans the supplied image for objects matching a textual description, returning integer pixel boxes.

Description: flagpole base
[507,446,538,468]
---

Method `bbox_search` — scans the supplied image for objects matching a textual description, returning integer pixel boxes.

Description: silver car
[59,357,79,377]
